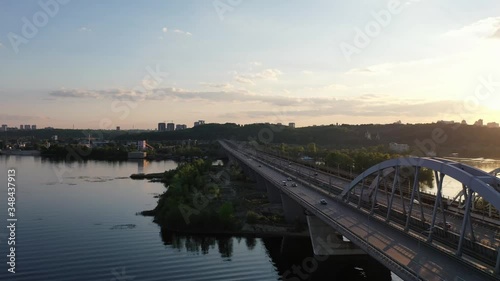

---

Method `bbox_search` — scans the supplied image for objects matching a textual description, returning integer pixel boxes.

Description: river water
[421,157,500,199]
[0,156,401,280]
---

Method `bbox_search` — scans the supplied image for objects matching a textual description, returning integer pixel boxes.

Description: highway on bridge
[246,144,500,250]
[221,140,499,281]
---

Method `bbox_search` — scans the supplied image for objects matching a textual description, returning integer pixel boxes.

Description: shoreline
[156,223,310,238]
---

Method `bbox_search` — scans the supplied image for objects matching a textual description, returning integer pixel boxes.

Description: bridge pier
[307,214,365,256]
[254,174,268,192]
[265,182,282,204]
[280,192,306,223]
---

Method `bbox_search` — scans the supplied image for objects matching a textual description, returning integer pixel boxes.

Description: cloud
[200,82,234,89]
[219,99,478,120]
[249,61,262,66]
[445,17,500,39]
[0,42,3,48]
[346,56,446,75]
[491,28,500,39]
[79,27,92,32]
[234,76,255,85]
[173,29,192,36]
[48,86,324,106]
[255,69,282,80]
[346,68,374,75]
[162,27,168,33]
[46,86,445,111]
[49,86,493,122]
[301,70,313,75]
[234,68,282,84]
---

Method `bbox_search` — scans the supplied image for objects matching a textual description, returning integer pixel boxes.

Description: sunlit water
[0,156,398,281]
[421,158,500,199]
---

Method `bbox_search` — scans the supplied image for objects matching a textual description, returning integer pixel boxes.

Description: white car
[291,183,298,187]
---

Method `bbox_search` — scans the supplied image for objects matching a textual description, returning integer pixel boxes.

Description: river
[0,156,402,280]
[421,157,500,199]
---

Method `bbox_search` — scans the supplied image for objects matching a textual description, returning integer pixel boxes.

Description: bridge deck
[222,141,499,281]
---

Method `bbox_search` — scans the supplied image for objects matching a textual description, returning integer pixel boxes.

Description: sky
[0,0,499,129]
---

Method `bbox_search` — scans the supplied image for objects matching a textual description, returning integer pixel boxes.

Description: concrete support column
[254,174,268,191]
[306,214,365,256]
[280,192,305,223]
[265,182,282,204]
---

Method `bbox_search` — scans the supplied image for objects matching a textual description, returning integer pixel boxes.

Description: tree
[325,151,353,170]
[307,142,317,155]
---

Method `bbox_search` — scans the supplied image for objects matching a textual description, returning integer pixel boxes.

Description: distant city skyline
[2,117,500,131]
[1,1,499,129]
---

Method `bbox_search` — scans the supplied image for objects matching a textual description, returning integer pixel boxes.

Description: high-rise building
[1,125,7,131]
[193,120,205,127]
[25,124,31,130]
[20,125,24,130]
[137,140,147,151]
[31,125,36,130]
[474,119,484,126]
[158,122,166,131]
[289,122,295,128]
[175,124,187,130]
[166,123,175,131]
[116,126,120,131]
[487,122,499,128]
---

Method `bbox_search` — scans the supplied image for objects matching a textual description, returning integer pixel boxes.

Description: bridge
[220,140,500,281]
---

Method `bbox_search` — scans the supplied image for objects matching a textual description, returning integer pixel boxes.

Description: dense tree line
[4,123,500,158]
[153,159,238,231]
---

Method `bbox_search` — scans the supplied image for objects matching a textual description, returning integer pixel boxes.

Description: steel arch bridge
[491,168,500,177]
[340,157,500,262]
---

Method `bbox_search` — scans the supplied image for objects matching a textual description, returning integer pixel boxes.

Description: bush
[246,211,259,224]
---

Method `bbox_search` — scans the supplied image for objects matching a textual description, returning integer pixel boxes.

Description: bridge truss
[340,157,500,273]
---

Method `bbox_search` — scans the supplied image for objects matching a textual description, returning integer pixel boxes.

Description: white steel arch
[341,157,500,210]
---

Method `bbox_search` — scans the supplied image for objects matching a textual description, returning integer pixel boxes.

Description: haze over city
[1,0,500,129]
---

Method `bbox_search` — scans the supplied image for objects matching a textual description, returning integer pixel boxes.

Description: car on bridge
[320,199,327,205]
[287,177,292,181]
[282,180,287,186]
[291,182,298,187]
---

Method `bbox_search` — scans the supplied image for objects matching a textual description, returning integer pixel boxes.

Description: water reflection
[159,229,391,281]
[128,159,148,173]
